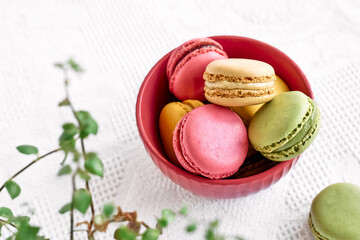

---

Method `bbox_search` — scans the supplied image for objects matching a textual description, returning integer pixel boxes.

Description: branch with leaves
[0,59,244,240]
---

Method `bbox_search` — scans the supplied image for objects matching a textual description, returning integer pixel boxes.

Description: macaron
[173,104,248,179]
[230,75,289,125]
[248,91,320,161]
[203,58,276,107]
[309,183,360,240]
[167,38,228,101]
[159,100,203,167]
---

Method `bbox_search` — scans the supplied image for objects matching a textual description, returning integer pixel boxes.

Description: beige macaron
[203,58,276,107]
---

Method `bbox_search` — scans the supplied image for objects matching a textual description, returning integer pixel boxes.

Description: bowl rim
[136,35,312,186]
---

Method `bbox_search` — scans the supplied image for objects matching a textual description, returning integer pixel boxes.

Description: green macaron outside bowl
[248,91,321,161]
[309,183,360,240]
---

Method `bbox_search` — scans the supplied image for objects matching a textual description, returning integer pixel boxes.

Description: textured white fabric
[1,0,360,239]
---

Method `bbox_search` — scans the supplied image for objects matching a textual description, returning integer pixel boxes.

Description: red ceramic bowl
[136,36,313,199]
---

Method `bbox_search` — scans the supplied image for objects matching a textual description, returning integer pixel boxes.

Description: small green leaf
[59,123,78,142]
[186,223,197,233]
[85,152,103,177]
[57,165,72,176]
[77,169,91,181]
[6,235,15,240]
[16,145,38,155]
[5,181,21,199]
[76,111,98,138]
[10,216,31,228]
[67,59,84,73]
[179,205,188,216]
[210,219,219,229]
[54,63,64,70]
[103,203,115,218]
[58,98,70,107]
[205,227,225,240]
[161,209,175,224]
[59,138,76,153]
[15,222,40,240]
[35,236,48,240]
[72,151,80,162]
[205,229,215,240]
[157,218,168,228]
[73,189,91,214]
[142,229,160,240]
[114,226,137,240]
[0,207,14,219]
[58,203,71,214]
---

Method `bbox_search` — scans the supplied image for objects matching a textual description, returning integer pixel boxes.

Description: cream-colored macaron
[203,58,276,107]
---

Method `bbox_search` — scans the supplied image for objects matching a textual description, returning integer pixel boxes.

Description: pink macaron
[167,38,228,101]
[173,104,248,179]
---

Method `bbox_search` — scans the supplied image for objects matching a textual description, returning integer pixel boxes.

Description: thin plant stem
[70,169,77,240]
[0,148,61,193]
[63,69,96,240]
[0,219,17,229]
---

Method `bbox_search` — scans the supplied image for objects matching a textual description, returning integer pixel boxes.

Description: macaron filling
[204,72,276,83]
[205,88,275,98]
[205,81,275,90]
[275,101,317,152]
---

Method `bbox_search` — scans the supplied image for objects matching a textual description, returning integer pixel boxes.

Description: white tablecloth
[1,0,360,239]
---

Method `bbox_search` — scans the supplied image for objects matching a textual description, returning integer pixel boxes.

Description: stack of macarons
[159,37,321,180]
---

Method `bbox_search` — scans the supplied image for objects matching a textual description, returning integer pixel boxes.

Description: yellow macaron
[159,100,203,167]
[230,75,289,125]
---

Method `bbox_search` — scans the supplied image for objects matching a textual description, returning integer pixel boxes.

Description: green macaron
[309,183,360,240]
[248,91,320,161]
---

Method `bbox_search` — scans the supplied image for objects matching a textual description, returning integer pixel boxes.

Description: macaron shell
[249,91,311,151]
[263,106,320,161]
[205,58,275,77]
[159,100,203,167]
[274,75,290,93]
[167,38,225,78]
[310,183,360,240]
[179,104,248,179]
[206,92,275,107]
[171,49,227,101]
[173,115,199,174]
[182,99,204,109]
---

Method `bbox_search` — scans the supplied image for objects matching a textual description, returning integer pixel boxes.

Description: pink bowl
[136,36,313,199]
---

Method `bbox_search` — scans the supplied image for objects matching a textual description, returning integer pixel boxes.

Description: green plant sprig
[0,59,245,240]
[55,59,98,240]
